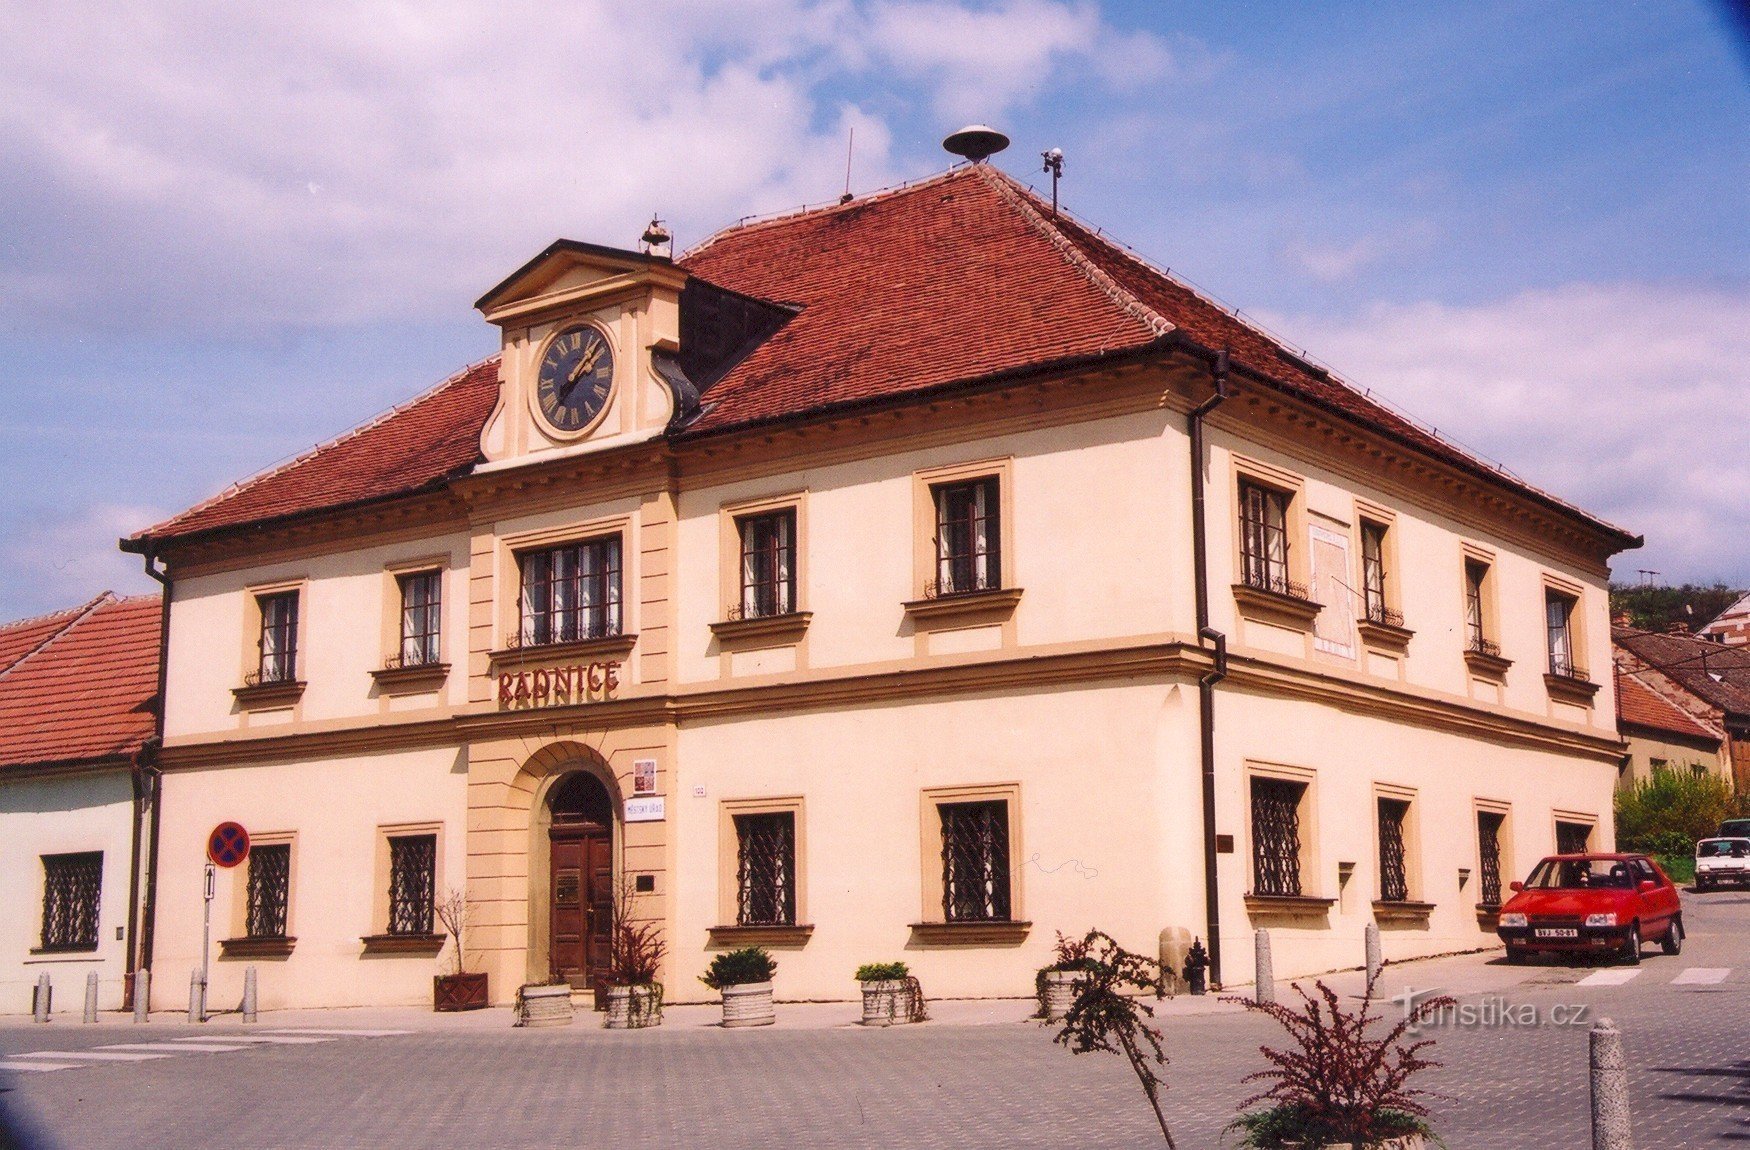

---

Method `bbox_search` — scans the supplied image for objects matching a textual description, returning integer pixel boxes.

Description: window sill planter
[219,936,296,960]
[603,984,664,1029]
[709,611,812,648]
[359,933,446,957]
[719,981,775,1028]
[1243,894,1336,923]
[1463,648,1513,680]
[1355,617,1414,653]
[859,979,923,1027]
[706,924,814,948]
[1372,900,1436,928]
[370,662,450,693]
[907,920,1032,947]
[902,587,1023,629]
[232,679,306,707]
[515,982,574,1027]
[435,972,489,1012]
[1231,583,1322,631]
[1544,672,1601,706]
[488,633,637,670]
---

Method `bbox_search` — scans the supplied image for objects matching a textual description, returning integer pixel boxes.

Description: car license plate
[1535,928,1578,938]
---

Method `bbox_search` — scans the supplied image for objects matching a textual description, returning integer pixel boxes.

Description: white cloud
[1262,282,1750,583]
[1,503,163,618]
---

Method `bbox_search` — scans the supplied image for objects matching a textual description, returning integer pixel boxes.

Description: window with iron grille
[932,477,1001,596]
[1556,820,1591,855]
[733,812,796,926]
[40,852,102,951]
[246,843,291,938]
[1463,559,1490,653]
[387,834,436,935]
[1239,481,1291,595]
[398,571,442,666]
[1545,591,1581,677]
[1477,811,1505,907]
[1378,798,1411,903]
[939,800,1011,921]
[1361,520,1390,623]
[1250,778,1304,898]
[737,510,796,619]
[257,591,299,683]
[518,537,621,646]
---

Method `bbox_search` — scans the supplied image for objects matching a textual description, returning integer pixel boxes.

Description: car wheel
[1696,877,1712,892]
[1506,946,1530,965]
[1661,916,1683,956]
[1621,923,1641,965]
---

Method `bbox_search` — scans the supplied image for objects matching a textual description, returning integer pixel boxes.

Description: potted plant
[854,962,927,1026]
[603,875,666,1030]
[1222,964,1452,1149]
[1036,930,1093,1022]
[432,889,489,1012]
[515,980,575,1027]
[700,946,777,1027]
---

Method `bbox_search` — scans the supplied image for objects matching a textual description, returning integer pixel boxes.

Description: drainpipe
[136,548,172,986]
[1188,349,1231,988]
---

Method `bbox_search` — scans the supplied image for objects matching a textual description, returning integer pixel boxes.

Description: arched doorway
[547,771,614,991]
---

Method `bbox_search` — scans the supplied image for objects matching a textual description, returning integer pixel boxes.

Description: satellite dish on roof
[943,124,1010,163]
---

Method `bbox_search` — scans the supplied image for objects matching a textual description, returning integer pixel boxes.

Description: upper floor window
[257,591,299,684]
[932,477,1001,596]
[737,510,796,619]
[397,571,442,666]
[1360,520,1396,625]
[1463,559,1495,656]
[1545,590,1581,678]
[1239,480,1292,596]
[39,851,102,952]
[519,537,622,646]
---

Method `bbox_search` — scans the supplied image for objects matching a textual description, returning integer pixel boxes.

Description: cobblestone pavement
[3,892,1746,1149]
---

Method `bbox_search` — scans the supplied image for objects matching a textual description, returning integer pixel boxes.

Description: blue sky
[1,0,1746,618]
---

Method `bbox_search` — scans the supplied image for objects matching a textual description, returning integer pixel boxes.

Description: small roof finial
[640,215,672,258]
[943,124,1010,164]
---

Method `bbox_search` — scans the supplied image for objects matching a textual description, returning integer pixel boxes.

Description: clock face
[536,325,615,433]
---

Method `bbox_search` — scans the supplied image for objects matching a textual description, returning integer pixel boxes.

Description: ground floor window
[387,834,436,935]
[733,811,797,926]
[939,800,1011,922]
[1477,810,1506,907]
[1377,798,1411,902]
[1250,777,1305,897]
[40,852,102,951]
[246,843,292,939]
[1556,819,1592,855]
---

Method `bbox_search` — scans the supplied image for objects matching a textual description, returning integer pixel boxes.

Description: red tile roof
[0,593,161,771]
[0,597,97,676]
[1615,626,1750,718]
[131,165,1636,550]
[1614,667,1717,742]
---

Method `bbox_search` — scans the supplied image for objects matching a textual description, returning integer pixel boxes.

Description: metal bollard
[33,973,52,1023]
[84,970,99,1023]
[188,967,203,1023]
[242,966,258,1023]
[134,968,151,1023]
[1590,1017,1633,1150]
[1254,929,1274,1005]
[1365,922,1382,985]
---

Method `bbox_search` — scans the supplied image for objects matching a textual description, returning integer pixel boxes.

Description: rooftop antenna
[1636,569,1660,587]
[640,215,672,259]
[1041,147,1064,215]
[841,126,855,205]
[942,124,1010,164]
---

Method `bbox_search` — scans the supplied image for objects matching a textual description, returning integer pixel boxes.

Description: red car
[1494,853,1683,964]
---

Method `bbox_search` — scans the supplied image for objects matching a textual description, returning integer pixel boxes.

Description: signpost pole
[199,860,214,1022]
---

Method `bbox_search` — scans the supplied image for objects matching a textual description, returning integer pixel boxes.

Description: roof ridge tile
[0,591,117,682]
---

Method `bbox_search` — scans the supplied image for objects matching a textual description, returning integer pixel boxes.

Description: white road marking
[171,1034,330,1045]
[1577,968,1643,987]
[12,1050,172,1062]
[1672,967,1731,985]
[262,1028,411,1037]
[98,1042,249,1053]
[0,1060,79,1072]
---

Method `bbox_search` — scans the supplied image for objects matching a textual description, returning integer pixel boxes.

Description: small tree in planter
[854,962,927,1026]
[1036,930,1094,1021]
[1049,930,1178,1148]
[433,889,488,1012]
[1222,965,1453,1149]
[603,875,666,1030]
[700,947,777,1027]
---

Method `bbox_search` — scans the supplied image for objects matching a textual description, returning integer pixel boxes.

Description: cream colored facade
[140,241,1630,1012]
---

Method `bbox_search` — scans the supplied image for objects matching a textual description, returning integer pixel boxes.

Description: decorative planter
[859,979,918,1026]
[603,984,663,1030]
[720,981,775,1027]
[1041,969,1082,1022]
[434,972,489,1012]
[515,983,574,1028]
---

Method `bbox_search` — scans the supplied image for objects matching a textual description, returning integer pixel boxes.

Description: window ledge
[902,587,1023,629]
[360,932,446,956]
[908,920,1032,946]
[1372,900,1436,927]
[28,944,99,956]
[707,923,815,948]
[708,612,812,648]
[1231,584,1322,630]
[1475,903,1502,930]
[1243,894,1336,921]
[369,662,449,692]
[488,633,637,669]
[1544,673,1601,705]
[1355,617,1415,652]
[1463,648,1513,679]
[232,679,306,707]
[220,936,297,959]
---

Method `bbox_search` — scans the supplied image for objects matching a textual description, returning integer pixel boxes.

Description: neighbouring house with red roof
[1697,591,1750,647]
[0,592,161,1014]
[1613,660,1727,788]
[1615,625,1750,792]
[121,160,1641,1011]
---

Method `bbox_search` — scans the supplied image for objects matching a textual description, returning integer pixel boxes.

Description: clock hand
[568,340,605,384]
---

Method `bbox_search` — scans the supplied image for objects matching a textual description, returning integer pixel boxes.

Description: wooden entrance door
[547,770,615,991]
